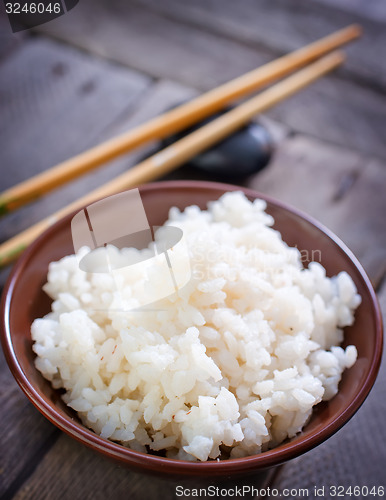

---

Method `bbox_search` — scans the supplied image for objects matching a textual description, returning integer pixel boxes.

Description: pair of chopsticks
[0,25,361,268]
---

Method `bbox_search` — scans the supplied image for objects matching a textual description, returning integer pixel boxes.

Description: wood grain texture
[132,0,386,91]
[12,434,273,500]
[0,36,150,244]
[12,435,173,500]
[35,0,273,91]
[314,0,386,23]
[0,37,151,192]
[249,135,386,285]
[262,74,386,162]
[33,0,386,161]
[0,348,59,497]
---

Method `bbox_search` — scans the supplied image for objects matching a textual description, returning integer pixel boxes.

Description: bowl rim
[0,180,383,475]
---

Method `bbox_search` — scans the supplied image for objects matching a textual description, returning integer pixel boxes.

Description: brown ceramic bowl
[0,181,383,477]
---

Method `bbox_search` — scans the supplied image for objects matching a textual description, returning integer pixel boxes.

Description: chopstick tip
[321,49,346,65]
[348,23,363,39]
[332,50,347,65]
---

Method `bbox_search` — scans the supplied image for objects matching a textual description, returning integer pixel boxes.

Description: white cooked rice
[31,192,360,461]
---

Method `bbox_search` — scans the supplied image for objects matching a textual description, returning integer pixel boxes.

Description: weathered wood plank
[12,434,170,500]
[265,74,386,163]
[132,0,386,91]
[248,135,386,285]
[314,0,386,23]
[0,348,59,497]
[12,431,274,500]
[0,36,151,246]
[270,283,386,492]
[0,37,151,191]
[35,0,274,91]
[33,0,386,161]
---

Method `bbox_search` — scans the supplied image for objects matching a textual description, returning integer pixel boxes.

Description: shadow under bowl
[0,180,383,477]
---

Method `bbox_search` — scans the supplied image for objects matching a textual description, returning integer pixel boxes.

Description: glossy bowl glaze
[1,181,383,477]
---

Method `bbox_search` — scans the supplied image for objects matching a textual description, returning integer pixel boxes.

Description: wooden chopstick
[0,51,345,268]
[0,25,361,216]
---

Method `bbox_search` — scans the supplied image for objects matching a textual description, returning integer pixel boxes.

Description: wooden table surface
[0,1,385,498]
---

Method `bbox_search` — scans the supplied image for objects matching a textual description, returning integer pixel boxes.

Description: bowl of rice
[0,180,382,477]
